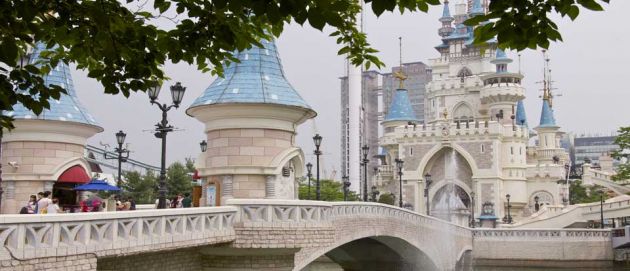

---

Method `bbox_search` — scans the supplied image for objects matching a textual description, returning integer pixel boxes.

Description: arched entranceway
[302,236,439,271]
[424,148,473,226]
[53,164,91,212]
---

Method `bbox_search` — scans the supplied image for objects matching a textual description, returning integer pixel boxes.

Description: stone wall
[205,128,293,168]
[1,141,86,214]
[97,248,201,271]
[1,254,96,271]
[473,229,613,266]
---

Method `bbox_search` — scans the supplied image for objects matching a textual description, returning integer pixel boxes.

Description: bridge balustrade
[0,207,237,262]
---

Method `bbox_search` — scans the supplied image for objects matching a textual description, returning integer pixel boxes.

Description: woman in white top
[47,198,61,214]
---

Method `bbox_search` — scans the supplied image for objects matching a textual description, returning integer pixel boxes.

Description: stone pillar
[221,175,233,205]
[265,175,276,199]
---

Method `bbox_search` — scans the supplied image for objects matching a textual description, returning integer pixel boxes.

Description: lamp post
[313,134,322,200]
[148,82,186,209]
[370,185,380,202]
[600,190,605,229]
[470,192,475,228]
[395,158,404,208]
[534,196,540,212]
[342,175,351,201]
[306,163,313,200]
[564,163,571,205]
[506,194,512,224]
[104,130,130,188]
[361,145,369,202]
[424,173,432,215]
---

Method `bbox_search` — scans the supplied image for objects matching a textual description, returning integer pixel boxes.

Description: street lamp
[361,145,369,202]
[395,158,404,208]
[149,82,186,209]
[104,130,130,188]
[564,163,571,205]
[342,175,351,201]
[505,194,513,224]
[306,162,313,200]
[200,140,208,152]
[371,185,380,202]
[534,196,540,212]
[470,192,476,228]
[600,190,605,229]
[313,134,322,200]
[424,173,432,215]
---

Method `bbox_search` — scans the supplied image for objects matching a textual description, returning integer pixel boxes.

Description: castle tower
[515,99,528,127]
[480,49,524,124]
[438,1,455,38]
[187,39,316,205]
[534,91,562,163]
[381,88,418,161]
[1,43,103,213]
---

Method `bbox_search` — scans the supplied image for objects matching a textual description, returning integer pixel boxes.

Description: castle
[376,0,569,226]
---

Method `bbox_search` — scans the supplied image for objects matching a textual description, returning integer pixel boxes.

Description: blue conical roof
[188,39,312,111]
[5,43,100,127]
[538,99,557,127]
[491,48,513,64]
[515,100,528,127]
[440,0,453,20]
[384,89,418,122]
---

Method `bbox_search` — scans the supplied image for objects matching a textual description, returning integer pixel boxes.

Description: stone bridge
[0,200,613,271]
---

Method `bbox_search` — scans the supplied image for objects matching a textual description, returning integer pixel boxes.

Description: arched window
[457,67,473,83]
[453,103,474,122]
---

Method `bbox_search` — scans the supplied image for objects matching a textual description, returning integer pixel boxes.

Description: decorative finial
[442,108,449,120]
[393,36,407,89]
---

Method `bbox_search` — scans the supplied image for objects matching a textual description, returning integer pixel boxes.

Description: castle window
[481,144,485,153]
[510,147,514,155]
[410,147,413,155]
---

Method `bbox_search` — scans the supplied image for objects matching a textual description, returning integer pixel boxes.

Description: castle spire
[438,0,455,37]
[491,48,512,73]
[515,99,528,127]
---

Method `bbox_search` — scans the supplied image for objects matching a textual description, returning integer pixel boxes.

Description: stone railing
[227,199,332,225]
[330,202,471,237]
[0,207,237,261]
[473,228,611,239]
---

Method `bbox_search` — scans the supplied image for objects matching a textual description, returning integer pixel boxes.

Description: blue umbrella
[74,179,121,191]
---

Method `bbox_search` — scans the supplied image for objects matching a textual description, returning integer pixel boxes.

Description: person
[34,192,44,213]
[115,196,123,211]
[47,198,61,214]
[27,195,37,214]
[176,194,184,208]
[37,191,52,214]
[182,193,192,208]
[129,197,136,210]
[155,198,171,209]
[170,196,178,208]
[122,198,131,211]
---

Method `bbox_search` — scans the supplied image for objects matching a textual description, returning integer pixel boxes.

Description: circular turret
[187,39,316,205]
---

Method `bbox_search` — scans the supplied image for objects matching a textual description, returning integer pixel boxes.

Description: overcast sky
[73,1,630,178]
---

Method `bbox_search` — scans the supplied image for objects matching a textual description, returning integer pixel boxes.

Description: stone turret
[1,43,103,213]
[187,39,316,205]
[480,49,524,124]
[438,1,455,38]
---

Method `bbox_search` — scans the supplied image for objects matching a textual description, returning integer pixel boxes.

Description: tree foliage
[377,192,396,205]
[0,0,609,130]
[612,126,630,181]
[570,180,608,204]
[298,179,359,201]
[166,161,193,198]
[121,170,158,204]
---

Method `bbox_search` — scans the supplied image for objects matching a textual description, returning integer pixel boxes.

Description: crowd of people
[20,192,192,214]
[155,193,193,209]
[19,191,61,214]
